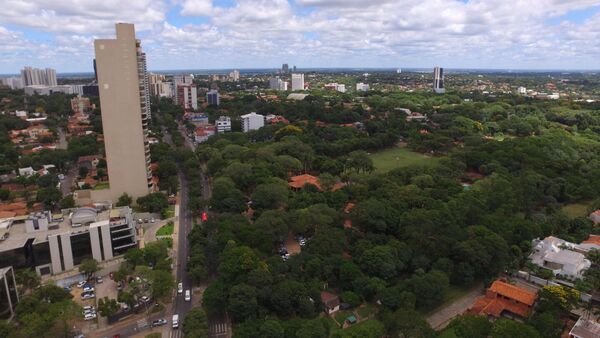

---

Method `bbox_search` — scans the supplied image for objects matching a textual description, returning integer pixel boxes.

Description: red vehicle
[201,212,208,222]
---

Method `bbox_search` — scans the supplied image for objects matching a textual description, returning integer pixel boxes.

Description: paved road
[426,283,483,330]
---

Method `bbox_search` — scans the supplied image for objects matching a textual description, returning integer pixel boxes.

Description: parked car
[76,280,86,288]
[84,313,96,320]
[140,295,150,303]
[63,286,72,292]
[96,276,103,283]
[177,282,183,294]
[152,318,167,327]
[83,286,95,293]
[185,290,191,302]
[81,292,95,300]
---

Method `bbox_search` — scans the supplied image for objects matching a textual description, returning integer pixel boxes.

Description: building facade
[177,84,198,110]
[433,66,445,94]
[269,77,288,91]
[216,116,232,133]
[0,267,18,320]
[21,67,57,87]
[291,73,305,91]
[94,23,152,202]
[356,82,369,91]
[0,207,137,276]
[241,112,265,132]
[207,90,220,106]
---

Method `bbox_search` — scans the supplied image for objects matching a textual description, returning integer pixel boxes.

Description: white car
[76,280,86,288]
[83,286,95,293]
[82,305,94,312]
[177,283,183,294]
[185,290,191,302]
[84,313,96,320]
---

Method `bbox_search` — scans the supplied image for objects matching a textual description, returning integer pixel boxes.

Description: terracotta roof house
[579,235,600,252]
[321,291,340,315]
[289,174,322,191]
[589,210,600,224]
[467,280,537,320]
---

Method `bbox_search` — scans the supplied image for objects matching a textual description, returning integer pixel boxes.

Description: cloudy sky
[1,0,600,73]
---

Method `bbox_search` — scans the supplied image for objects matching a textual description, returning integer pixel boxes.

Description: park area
[562,201,593,218]
[370,147,440,173]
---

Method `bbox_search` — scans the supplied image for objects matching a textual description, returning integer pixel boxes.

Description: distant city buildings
[324,83,346,93]
[21,67,57,86]
[229,70,240,81]
[356,82,369,91]
[282,64,289,74]
[291,73,305,91]
[174,74,193,85]
[94,23,152,202]
[0,77,23,89]
[518,86,527,95]
[433,66,445,94]
[176,84,198,110]
[207,89,220,106]
[71,96,93,114]
[149,73,173,98]
[24,85,73,96]
[216,116,232,133]
[269,77,288,91]
[241,112,265,132]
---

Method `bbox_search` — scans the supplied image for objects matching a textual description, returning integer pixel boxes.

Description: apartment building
[241,112,265,132]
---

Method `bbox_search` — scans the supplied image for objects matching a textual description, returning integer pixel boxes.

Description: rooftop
[569,316,600,338]
[488,280,537,306]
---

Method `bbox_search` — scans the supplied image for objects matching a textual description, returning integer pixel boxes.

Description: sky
[1,0,600,73]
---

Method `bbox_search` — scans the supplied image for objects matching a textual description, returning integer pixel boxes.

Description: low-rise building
[216,116,232,133]
[0,206,138,276]
[24,85,73,96]
[71,96,93,114]
[194,125,216,143]
[241,112,264,132]
[356,82,370,92]
[569,315,600,338]
[467,279,537,320]
[529,236,591,279]
[320,291,340,314]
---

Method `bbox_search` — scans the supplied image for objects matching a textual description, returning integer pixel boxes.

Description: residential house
[289,174,322,191]
[194,125,216,143]
[579,235,600,252]
[588,210,600,224]
[321,291,340,315]
[18,167,35,177]
[467,280,537,320]
[529,236,591,279]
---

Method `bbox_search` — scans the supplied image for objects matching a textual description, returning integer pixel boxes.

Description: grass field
[562,202,592,218]
[93,182,109,190]
[370,147,440,173]
[156,221,174,236]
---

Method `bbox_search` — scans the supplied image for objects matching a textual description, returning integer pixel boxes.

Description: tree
[97,297,119,317]
[359,245,402,280]
[118,290,136,308]
[227,284,258,322]
[260,319,285,338]
[15,268,41,292]
[380,308,435,338]
[297,319,328,338]
[407,269,449,309]
[490,319,541,338]
[0,188,10,201]
[345,150,373,173]
[79,258,99,279]
[37,187,62,208]
[151,270,174,300]
[218,245,261,284]
[116,193,133,207]
[251,181,289,210]
[59,195,75,209]
[340,291,362,308]
[446,315,491,338]
[183,307,209,337]
[333,319,385,338]
[136,192,169,213]
[210,177,247,213]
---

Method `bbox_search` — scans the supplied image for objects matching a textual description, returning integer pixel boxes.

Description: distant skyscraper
[269,77,288,91]
[94,23,152,202]
[207,89,220,106]
[229,70,240,81]
[291,73,305,91]
[282,64,289,74]
[433,66,445,94]
[20,67,57,86]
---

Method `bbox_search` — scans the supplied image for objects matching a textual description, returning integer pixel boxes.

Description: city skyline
[0,1,599,73]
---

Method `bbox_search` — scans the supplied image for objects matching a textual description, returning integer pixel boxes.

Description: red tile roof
[467,280,537,319]
[489,280,536,306]
[582,235,600,246]
[320,291,340,307]
[289,174,322,191]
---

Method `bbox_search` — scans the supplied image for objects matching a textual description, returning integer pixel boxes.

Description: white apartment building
[216,116,232,133]
[21,67,57,87]
[241,112,265,132]
[291,73,305,91]
[356,82,370,91]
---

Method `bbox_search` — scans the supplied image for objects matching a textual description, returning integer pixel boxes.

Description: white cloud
[180,0,213,16]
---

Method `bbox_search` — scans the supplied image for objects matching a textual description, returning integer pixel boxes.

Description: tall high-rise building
[291,73,305,91]
[177,84,198,110]
[229,70,240,81]
[269,77,288,91]
[20,67,57,86]
[241,112,265,132]
[282,64,289,74]
[148,73,173,98]
[207,89,220,106]
[433,66,445,94]
[94,23,152,202]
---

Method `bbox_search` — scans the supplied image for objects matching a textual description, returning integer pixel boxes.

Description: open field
[370,147,440,173]
[562,201,592,218]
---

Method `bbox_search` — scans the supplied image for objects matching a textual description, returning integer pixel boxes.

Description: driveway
[426,283,483,330]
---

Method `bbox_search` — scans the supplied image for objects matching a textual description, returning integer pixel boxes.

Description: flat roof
[0,207,130,252]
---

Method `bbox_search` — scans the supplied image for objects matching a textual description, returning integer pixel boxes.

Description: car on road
[172,314,179,328]
[185,289,191,301]
[63,286,71,292]
[177,282,183,294]
[201,212,208,222]
[152,318,167,327]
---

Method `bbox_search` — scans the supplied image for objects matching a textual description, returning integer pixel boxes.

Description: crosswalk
[210,322,230,337]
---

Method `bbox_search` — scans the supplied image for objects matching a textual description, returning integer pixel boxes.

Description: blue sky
[1,0,600,73]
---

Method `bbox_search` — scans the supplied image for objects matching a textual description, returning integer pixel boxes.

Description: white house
[529,236,591,279]
[18,167,35,177]
[216,116,232,133]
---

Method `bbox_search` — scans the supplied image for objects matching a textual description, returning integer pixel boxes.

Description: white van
[172,314,179,328]
[185,289,191,302]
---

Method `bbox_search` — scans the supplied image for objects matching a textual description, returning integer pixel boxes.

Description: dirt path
[426,283,483,330]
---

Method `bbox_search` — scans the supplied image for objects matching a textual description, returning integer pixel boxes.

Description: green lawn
[156,221,174,236]
[356,304,377,319]
[94,182,109,190]
[370,147,440,173]
[563,202,592,218]
[334,310,354,325]
[164,205,175,219]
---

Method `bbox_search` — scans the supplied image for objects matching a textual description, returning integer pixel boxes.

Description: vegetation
[156,221,174,236]
[370,146,440,172]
